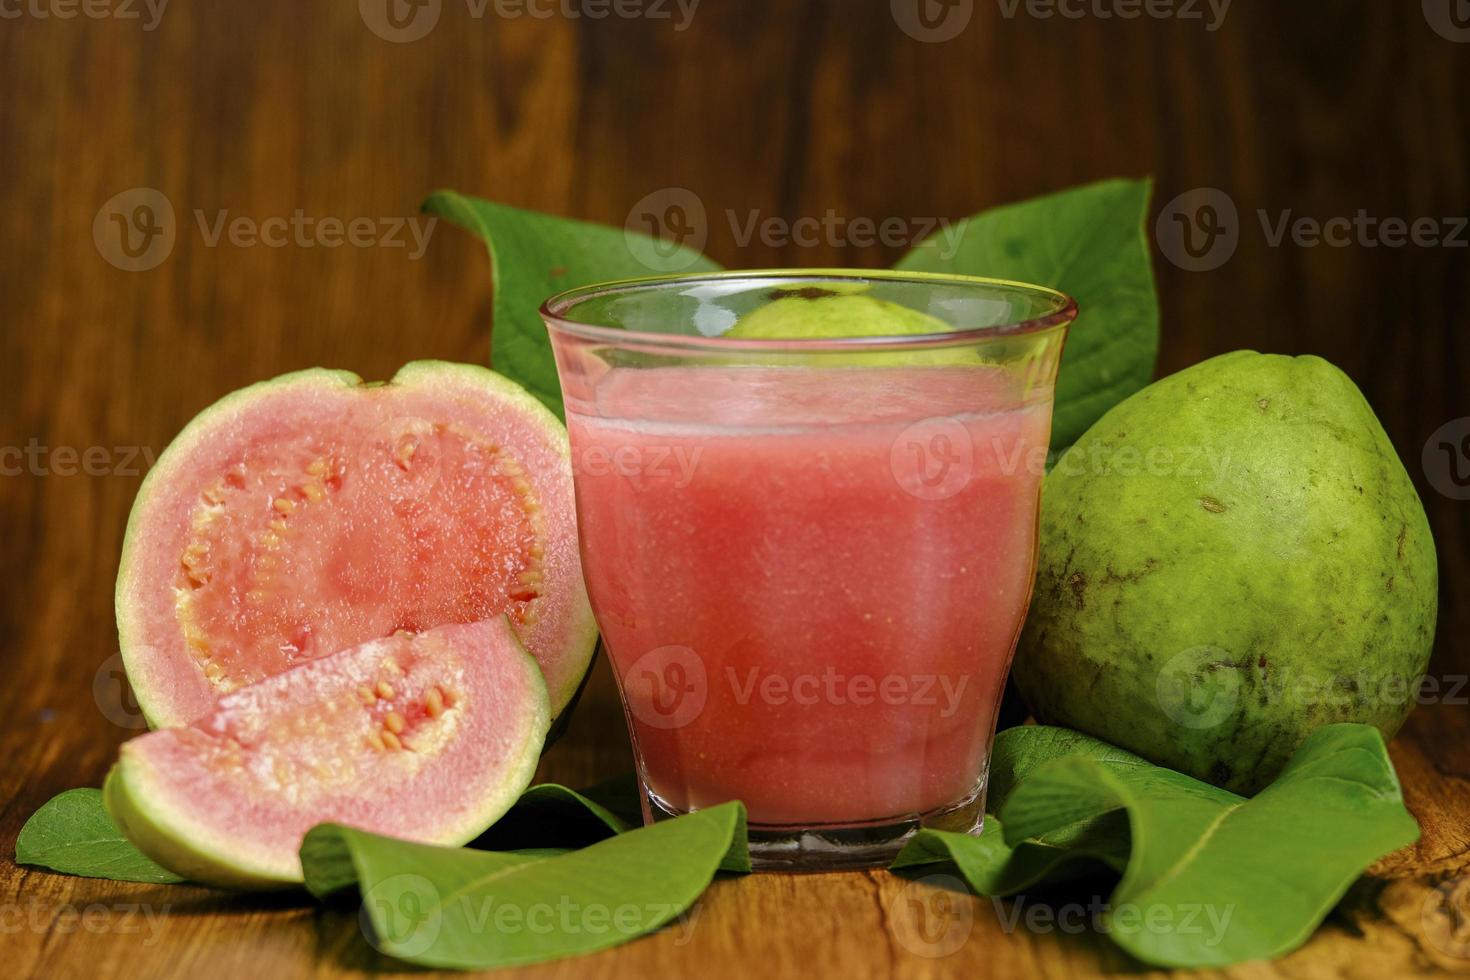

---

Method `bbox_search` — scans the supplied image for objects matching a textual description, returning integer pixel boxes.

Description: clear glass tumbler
[542,270,1075,871]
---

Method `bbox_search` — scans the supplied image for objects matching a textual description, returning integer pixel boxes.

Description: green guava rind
[103,761,272,889]
[103,621,551,890]
[1013,351,1438,794]
[114,360,598,729]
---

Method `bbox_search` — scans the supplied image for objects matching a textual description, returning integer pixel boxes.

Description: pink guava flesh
[105,619,549,886]
[117,364,597,728]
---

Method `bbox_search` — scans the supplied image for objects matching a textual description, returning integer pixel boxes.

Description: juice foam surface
[569,364,1048,431]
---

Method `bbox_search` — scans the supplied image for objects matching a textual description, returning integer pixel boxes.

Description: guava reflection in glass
[542,271,1074,871]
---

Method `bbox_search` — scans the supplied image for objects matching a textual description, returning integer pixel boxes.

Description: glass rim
[539,269,1078,353]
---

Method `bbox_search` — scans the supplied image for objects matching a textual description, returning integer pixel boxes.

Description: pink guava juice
[565,364,1052,829]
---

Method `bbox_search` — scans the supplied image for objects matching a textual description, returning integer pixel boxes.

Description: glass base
[642,780,987,873]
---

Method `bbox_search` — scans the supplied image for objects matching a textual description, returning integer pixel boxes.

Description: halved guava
[104,618,549,888]
[116,361,598,728]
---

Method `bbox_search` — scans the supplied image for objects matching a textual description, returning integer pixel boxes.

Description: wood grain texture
[1,1,1466,977]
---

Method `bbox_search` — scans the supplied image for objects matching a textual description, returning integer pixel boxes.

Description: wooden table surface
[2,2,1467,977]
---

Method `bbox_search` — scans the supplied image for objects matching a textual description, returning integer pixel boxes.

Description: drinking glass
[542,270,1075,871]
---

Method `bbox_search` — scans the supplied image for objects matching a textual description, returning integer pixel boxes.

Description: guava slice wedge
[104,619,549,889]
[116,361,598,728]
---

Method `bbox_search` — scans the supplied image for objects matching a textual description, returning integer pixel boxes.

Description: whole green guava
[1013,351,1438,794]
[724,286,976,365]
[727,287,951,339]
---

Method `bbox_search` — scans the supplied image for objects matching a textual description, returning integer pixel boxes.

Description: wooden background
[1,1,1467,977]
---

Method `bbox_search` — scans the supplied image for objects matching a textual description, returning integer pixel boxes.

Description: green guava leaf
[309,777,640,898]
[891,813,1126,896]
[15,788,185,884]
[892,726,1140,893]
[1001,723,1418,967]
[893,724,1416,967]
[893,178,1160,449]
[423,191,722,420]
[1009,724,1416,967]
[572,772,645,825]
[301,802,748,970]
[986,724,1151,811]
[474,781,634,851]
